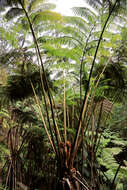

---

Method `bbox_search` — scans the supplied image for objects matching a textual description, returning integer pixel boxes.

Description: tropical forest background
[0,0,127,190]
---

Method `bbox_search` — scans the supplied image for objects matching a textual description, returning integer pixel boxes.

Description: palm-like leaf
[5,0,58,24]
[93,60,126,100]
[29,2,56,13]
[28,0,46,12]
[72,7,97,24]
[3,69,53,101]
[32,10,62,25]
[84,0,127,16]
[85,0,102,9]
[0,48,34,74]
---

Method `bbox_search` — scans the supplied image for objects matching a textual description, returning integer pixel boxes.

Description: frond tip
[85,0,102,10]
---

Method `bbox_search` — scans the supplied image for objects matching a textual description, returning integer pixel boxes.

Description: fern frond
[40,44,81,64]
[99,147,121,170]
[28,0,46,12]
[0,51,21,66]
[60,25,86,42]
[4,69,53,100]
[38,35,83,49]
[72,7,97,24]
[0,48,34,67]
[36,22,86,48]
[32,10,62,25]
[84,0,102,10]
[29,3,56,14]
[63,16,89,31]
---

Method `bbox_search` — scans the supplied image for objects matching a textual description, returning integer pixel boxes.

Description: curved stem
[71,0,119,168]
[80,24,95,103]
[111,162,122,188]
[19,0,61,156]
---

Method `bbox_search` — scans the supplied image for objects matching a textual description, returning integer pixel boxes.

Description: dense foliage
[0,0,127,190]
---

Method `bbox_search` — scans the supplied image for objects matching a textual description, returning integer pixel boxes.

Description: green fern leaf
[72,7,97,24]
[28,0,46,12]
[32,10,62,25]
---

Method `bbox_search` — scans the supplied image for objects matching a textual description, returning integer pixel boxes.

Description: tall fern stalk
[18,0,61,156]
[80,25,95,102]
[31,81,56,153]
[71,0,120,168]
[35,46,58,154]
[63,70,67,142]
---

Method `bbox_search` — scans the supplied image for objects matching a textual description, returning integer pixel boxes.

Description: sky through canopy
[51,0,87,15]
